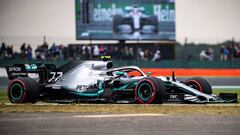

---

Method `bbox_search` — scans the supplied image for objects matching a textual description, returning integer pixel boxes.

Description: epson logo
[9,67,21,72]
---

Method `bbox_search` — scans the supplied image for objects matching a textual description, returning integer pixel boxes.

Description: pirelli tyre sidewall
[186,77,212,95]
[146,16,159,33]
[8,78,27,103]
[113,15,123,33]
[8,77,40,103]
[135,77,165,104]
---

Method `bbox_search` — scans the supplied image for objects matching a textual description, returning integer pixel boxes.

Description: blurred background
[0,0,240,68]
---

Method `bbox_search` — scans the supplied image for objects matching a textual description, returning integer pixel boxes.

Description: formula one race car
[6,59,237,104]
[113,5,158,35]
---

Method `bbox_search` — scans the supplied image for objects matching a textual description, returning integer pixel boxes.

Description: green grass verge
[0,90,8,103]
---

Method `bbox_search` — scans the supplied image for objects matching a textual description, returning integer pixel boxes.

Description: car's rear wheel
[186,77,212,94]
[135,77,165,104]
[148,16,158,33]
[8,77,40,103]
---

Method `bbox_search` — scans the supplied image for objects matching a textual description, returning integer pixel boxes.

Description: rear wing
[6,63,59,83]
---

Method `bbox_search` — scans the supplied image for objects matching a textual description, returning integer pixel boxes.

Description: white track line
[212,86,240,89]
[73,114,166,118]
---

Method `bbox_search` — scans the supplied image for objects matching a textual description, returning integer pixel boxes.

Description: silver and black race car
[113,5,158,35]
[5,59,237,104]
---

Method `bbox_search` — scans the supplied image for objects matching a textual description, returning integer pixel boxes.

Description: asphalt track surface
[0,113,239,135]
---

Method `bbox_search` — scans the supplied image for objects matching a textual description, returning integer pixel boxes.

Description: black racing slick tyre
[186,77,212,94]
[113,15,123,33]
[135,77,165,104]
[148,16,158,33]
[8,77,40,103]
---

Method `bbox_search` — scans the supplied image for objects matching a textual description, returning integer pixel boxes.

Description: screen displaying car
[76,0,175,40]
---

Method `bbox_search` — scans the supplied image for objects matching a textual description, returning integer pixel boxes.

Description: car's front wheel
[135,77,165,104]
[186,77,212,94]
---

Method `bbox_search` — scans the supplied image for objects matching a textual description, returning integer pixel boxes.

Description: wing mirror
[146,72,151,76]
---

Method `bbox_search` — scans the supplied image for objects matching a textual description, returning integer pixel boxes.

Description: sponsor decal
[9,67,21,72]
[168,94,181,102]
[170,95,178,99]
[153,5,175,22]
[25,64,37,70]
[52,85,62,89]
[94,4,123,21]
[76,83,98,92]
[163,93,184,103]
[11,73,27,76]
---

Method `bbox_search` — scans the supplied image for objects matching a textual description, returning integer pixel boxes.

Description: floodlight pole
[43,35,46,44]
[43,35,47,64]
[184,37,187,46]
[184,37,187,61]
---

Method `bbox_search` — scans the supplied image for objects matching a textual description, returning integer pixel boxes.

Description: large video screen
[76,0,175,40]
